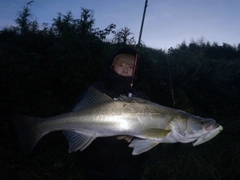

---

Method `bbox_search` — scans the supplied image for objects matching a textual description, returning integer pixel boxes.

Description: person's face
[113,62,133,77]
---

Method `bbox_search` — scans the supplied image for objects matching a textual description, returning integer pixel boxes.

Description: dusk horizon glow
[1,0,239,50]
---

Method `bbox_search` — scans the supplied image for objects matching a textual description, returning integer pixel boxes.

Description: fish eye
[197,117,205,124]
[199,119,205,124]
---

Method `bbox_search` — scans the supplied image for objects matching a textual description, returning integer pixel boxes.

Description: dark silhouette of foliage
[112,27,136,45]
[167,40,240,116]
[15,2,38,35]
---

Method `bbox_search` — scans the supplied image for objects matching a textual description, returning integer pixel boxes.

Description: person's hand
[116,136,133,143]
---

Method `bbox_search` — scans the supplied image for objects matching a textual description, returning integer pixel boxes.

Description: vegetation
[0,3,239,180]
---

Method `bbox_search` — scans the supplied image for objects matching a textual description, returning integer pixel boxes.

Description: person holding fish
[73,47,148,179]
[13,46,223,179]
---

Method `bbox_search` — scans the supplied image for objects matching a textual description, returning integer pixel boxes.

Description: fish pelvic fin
[13,115,44,154]
[128,128,170,155]
[129,139,159,155]
[62,131,96,153]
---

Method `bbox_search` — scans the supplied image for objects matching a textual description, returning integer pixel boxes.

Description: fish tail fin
[13,115,44,154]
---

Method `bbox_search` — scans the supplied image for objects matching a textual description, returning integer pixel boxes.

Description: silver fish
[14,87,223,155]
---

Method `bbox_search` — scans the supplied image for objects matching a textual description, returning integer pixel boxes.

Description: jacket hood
[104,47,138,80]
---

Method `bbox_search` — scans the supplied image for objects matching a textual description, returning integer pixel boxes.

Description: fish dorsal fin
[129,139,159,155]
[75,87,113,110]
[62,131,96,152]
[118,95,149,103]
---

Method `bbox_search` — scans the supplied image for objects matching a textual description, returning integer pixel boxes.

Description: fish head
[170,111,223,145]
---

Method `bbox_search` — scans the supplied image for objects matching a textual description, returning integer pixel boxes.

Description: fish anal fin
[129,139,159,155]
[62,131,96,152]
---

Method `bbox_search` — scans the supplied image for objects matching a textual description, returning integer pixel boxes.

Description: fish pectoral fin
[62,131,96,153]
[143,128,171,138]
[129,139,159,155]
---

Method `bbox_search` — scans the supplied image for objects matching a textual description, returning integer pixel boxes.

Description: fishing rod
[166,53,175,107]
[129,0,148,97]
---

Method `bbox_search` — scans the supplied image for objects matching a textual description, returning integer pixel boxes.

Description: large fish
[14,87,223,155]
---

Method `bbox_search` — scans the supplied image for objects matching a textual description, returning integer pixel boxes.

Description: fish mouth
[193,125,223,146]
[203,120,219,131]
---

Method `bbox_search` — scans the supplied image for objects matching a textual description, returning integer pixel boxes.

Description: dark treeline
[0,3,239,180]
